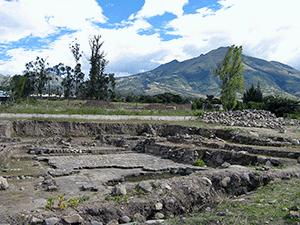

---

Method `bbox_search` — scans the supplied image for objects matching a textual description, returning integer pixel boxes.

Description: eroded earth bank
[0,116,299,225]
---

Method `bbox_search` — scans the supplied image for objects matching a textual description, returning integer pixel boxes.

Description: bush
[194,159,206,167]
[262,96,300,117]
[124,92,190,104]
[243,83,263,103]
[233,100,245,110]
[193,110,204,117]
[192,95,222,111]
[192,98,205,110]
[244,101,264,110]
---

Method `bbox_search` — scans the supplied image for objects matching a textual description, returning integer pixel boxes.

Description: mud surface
[0,120,299,225]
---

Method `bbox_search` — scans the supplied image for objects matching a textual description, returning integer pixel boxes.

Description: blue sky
[0,0,300,76]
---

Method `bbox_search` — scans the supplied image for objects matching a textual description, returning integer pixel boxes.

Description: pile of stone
[201,110,284,129]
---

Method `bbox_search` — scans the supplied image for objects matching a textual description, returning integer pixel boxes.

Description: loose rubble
[202,110,285,129]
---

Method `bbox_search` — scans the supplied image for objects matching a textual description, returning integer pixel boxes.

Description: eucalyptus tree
[88,35,115,100]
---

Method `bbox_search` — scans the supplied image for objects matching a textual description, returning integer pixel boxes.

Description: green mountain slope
[116,47,300,98]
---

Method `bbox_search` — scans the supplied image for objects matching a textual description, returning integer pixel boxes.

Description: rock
[33,198,47,209]
[0,176,9,190]
[282,207,289,212]
[138,181,153,193]
[120,215,131,223]
[47,185,58,192]
[216,211,227,216]
[133,213,146,223]
[145,220,165,224]
[80,184,98,192]
[291,139,299,145]
[112,184,127,196]
[155,202,163,211]
[268,199,277,204]
[107,219,119,225]
[221,162,231,169]
[57,139,71,147]
[154,213,165,220]
[90,221,103,225]
[287,211,300,219]
[201,177,212,186]
[297,157,300,164]
[30,216,43,224]
[220,176,231,188]
[62,214,84,224]
[265,160,272,167]
[161,182,172,190]
[201,110,284,129]
[44,217,60,225]
[205,207,212,212]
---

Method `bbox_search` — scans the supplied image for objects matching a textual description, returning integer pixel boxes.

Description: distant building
[0,91,9,103]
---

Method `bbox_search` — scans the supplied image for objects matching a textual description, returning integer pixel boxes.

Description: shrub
[243,83,263,103]
[244,101,264,110]
[194,159,206,167]
[192,98,205,110]
[233,100,245,110]
[193,110,204,117]
[68,197,80,208]
[262,96,300,117]
[192,96,222,111]
[45,195,89,210]
[45,197,55,210]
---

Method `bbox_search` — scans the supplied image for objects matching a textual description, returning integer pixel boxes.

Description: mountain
[0,73,63,94]
[116,47,300,98]
[0,74,10,90]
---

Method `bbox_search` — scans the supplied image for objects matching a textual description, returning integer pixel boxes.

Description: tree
[10,75,32,99]
[24,57,49,96]
[61,66,74,99]
[70,40,85,97]
[243,83,263,103]
[215,45,244,110]
[88,35,115,100]
[108,73,116,100]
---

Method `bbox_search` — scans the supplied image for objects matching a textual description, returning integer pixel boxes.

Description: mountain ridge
[116,47,300,98]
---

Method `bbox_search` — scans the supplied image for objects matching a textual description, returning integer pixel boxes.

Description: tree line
[10,35,115,101]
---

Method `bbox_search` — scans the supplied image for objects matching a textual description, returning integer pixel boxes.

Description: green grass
[168,179,300,225]
[0,99,201,116]
[193,159,206,167]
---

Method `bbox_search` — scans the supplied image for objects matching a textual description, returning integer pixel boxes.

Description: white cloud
[1,0,300,77]
[0,0,105,42]
[167,0,300,68]
[131,0,189,19]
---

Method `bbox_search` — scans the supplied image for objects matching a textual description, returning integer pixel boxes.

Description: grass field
[0,99,201,116]
[168,179,300,225]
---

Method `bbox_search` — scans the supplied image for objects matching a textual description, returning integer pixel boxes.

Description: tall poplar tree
[215,45,244,110]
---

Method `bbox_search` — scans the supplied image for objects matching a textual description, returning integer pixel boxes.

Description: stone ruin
[0,118,298,224]
[201,109,300,129]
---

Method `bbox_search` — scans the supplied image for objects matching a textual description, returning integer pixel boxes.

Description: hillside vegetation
[116,47,300,98]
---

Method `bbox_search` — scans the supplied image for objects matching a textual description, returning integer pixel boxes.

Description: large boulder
[0,176,9,190]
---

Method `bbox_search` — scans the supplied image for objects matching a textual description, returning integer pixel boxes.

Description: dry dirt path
[0,113,197,121]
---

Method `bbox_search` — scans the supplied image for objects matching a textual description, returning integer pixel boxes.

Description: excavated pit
[0,120,299,224]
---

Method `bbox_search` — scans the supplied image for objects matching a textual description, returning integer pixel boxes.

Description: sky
[0,0,300,76]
